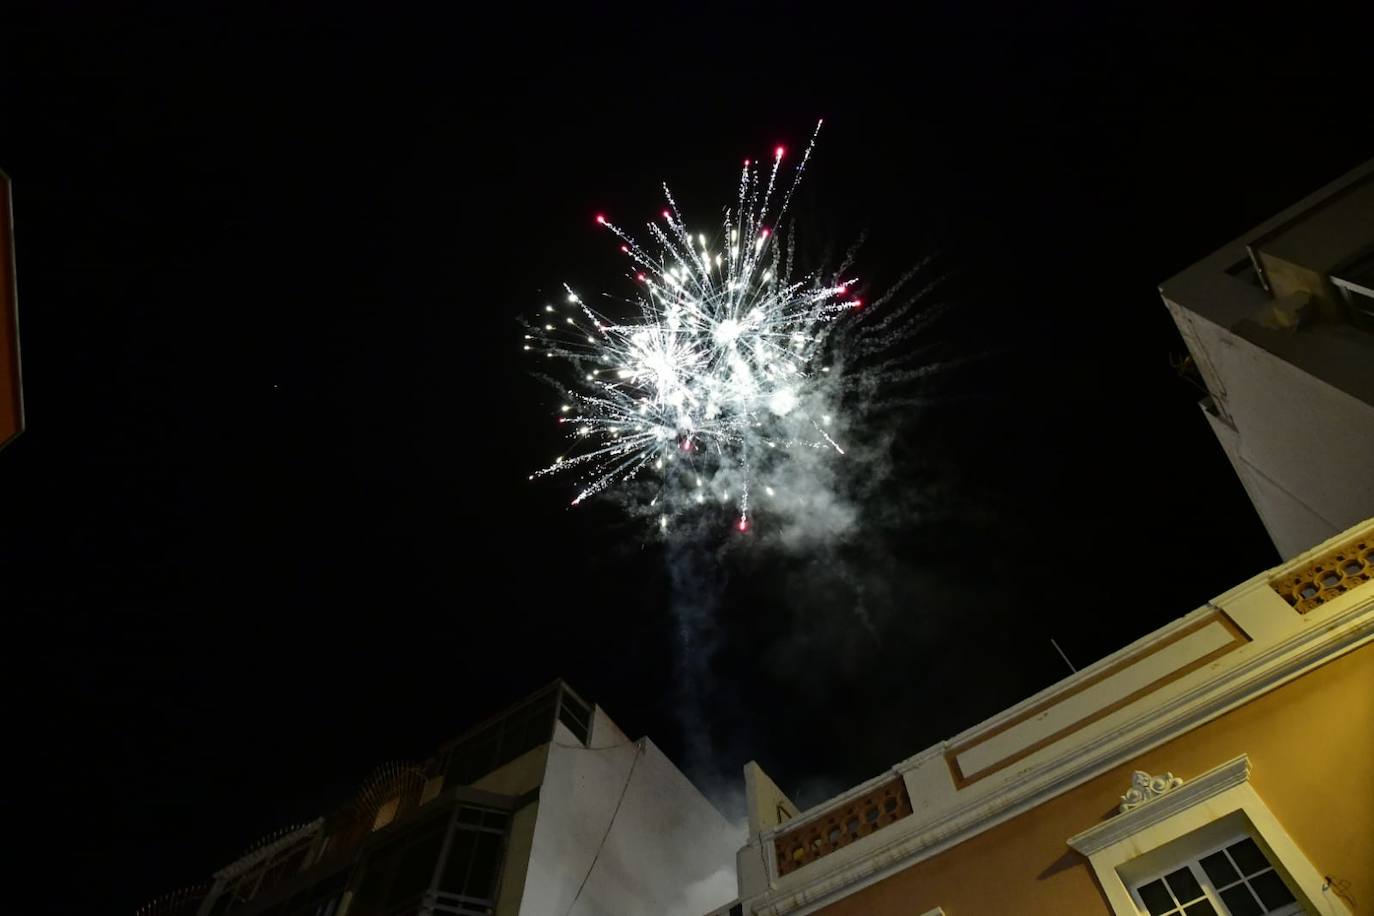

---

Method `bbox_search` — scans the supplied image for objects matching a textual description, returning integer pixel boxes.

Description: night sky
[2,6,1370,914]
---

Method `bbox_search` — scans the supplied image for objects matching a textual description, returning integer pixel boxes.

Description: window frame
[1066,755,1347,916]
[1127,832,1303,916]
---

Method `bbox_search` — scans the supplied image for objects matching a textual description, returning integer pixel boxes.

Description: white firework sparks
[527,122,932,535]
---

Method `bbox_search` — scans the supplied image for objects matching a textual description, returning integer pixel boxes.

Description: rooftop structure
[1161,157,1374,559]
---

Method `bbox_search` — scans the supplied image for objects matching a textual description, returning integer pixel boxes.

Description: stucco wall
[472,743,549,797]
[815,639,1374,915]
[496,801,539,916]
[519,712,740,916]
[1167,300,1374,560]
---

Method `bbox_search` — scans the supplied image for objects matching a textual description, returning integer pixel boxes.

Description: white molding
[931,517,1374,759]
[762,831,780,883]
[746,520,1374,916]
[1068,756,1250,856]
[955,622,1234,779]
[937,604,1220,756]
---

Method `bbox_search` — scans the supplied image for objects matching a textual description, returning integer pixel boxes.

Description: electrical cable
[561,738,646,916]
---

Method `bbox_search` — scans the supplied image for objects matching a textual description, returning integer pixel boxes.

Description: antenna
[1050,638,1077,675]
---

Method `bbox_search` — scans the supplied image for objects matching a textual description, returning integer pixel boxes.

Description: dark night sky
[2,5,1370,914]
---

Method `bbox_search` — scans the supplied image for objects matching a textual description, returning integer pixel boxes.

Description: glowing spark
[527,121,897,531]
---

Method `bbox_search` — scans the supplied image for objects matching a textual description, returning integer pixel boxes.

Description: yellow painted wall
[817,640,1374,915]
[746,761,802,836]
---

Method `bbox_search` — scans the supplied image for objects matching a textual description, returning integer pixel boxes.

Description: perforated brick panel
[773,776,912,876]
[1271,533,1374,613]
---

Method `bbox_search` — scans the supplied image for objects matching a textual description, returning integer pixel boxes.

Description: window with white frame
[1130,834,1300,916]
[1066,755,1348,916]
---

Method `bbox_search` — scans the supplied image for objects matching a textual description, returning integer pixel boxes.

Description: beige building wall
[815,640,1374,915]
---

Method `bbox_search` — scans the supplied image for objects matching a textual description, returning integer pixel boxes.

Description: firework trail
[525,122,947,783]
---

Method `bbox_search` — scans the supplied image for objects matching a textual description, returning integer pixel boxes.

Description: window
[443,692,558,786]
[350,820,447,915]
[437,684,594,788]
[1132,835,1299,916]
[278,873,347,916]
[557,687,592,745]
[1067,756,1348,916]
[432,807,509,915]
[1331,252,1374,331]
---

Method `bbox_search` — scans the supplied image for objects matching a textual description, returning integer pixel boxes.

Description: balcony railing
[434,681,592,787]
[1270,530,1373,613]
[772,776,913,877]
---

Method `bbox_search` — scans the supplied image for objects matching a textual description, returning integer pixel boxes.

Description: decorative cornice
[1118,770,1184,813]
[1068,755,1251,856]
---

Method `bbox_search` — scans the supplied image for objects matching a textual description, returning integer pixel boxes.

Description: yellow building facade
[717,518,1374,916]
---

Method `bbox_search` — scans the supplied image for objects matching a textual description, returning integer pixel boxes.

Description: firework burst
[526,122,939,536]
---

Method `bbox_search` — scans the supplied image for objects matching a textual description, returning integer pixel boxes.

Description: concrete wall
[1200,405,1338,560]
[496,801,539,916]
[518,711,740,916]
[1159,157,1374,561]
[813,640,1374,915]
[472,743,549,797]
[1167,301,1374,559]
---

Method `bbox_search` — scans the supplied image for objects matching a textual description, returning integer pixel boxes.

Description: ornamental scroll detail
[1118,770,1184,813]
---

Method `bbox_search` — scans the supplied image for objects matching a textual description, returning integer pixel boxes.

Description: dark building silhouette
[139,681,739,916]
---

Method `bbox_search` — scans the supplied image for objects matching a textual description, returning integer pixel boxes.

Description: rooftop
[1160,157,1374,406]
